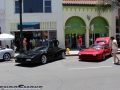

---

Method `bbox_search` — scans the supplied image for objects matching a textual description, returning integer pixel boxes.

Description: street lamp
[19,0,24,53]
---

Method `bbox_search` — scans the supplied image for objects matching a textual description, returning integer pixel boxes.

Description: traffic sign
[91,25,94,31]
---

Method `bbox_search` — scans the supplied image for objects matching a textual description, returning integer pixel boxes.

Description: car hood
[94,37,110,46]
[16,51,42,58]
[78,48,102,54]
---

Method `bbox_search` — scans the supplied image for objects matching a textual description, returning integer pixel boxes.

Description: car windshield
[90,45,103,49]
[31,46,47,52]
[96,41,106,45]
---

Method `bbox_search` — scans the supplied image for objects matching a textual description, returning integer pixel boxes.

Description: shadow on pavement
[78,56,111,63]
[15,63,42,68]
[0,59,13,63]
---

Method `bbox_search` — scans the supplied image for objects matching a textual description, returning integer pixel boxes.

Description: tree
[95,0,120,47]
[95,0,120,16]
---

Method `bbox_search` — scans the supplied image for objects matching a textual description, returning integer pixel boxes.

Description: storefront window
[49,30,57,40]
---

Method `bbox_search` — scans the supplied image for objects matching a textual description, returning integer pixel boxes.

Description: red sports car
[78,37,112,60]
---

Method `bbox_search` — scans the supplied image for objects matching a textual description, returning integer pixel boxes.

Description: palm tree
[96,0,120,16]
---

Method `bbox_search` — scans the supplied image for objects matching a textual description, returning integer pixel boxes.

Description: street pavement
[0,55,120,90]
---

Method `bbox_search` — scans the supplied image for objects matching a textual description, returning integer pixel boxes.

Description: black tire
[60,52,65,59]
[110,51,112,57]
[41,55,47,64]
[3,53,11,61]
[102,53,106,60]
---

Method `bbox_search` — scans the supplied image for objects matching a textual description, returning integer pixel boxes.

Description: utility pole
[19,0,24,53]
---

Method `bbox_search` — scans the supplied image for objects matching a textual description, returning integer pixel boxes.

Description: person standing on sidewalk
[110,36,120,64]
[77,36,82,51]
[53,38,59,47]
[23,38,27,52]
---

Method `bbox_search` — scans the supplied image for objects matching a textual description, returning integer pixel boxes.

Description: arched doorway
[65,16,86,49]
[89,16,109,44]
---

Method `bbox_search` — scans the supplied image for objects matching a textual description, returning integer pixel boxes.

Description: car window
[48,46,54,51]
[91,45,103,49]
[96,41,106,45]
[31,46,46,51]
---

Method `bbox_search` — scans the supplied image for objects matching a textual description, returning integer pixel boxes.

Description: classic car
[15,46,66,64]
[0,47,14,61]
[78,37,112,60]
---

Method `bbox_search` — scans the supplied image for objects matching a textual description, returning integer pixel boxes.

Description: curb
[66,52,120,56]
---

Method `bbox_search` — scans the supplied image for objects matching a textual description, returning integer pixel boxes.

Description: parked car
[78,37,112,60]
[0,47,14,61]
[15,46,66,64]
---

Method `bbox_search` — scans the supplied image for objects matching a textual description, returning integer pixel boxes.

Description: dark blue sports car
[15,46,66,64]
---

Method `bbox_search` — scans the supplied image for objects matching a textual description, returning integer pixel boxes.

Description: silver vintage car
[0,47,14,61]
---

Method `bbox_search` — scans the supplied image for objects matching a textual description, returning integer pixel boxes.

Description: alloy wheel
[41,55,47,64]
[3,53,11,61]
[61,52,65,59]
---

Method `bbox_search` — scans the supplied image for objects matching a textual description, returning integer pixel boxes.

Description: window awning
[17,22,40,25]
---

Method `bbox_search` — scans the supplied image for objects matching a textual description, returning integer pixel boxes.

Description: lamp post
[91,25,94,44]
[19,0,24,53]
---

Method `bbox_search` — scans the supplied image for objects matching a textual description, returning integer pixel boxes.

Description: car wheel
[102,53,106,60]
[110,51,112,57]
[3,53,11,61]
[41,55,47,64]
[61,52,65,59]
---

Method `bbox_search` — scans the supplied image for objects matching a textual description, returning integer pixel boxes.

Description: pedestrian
[53,38,59,47]
[32,38,36,49]
[77,36,82,51]
[23,38,27,52]
[110,36,120,64]
[42,37,47,46]
[48,39,53,46]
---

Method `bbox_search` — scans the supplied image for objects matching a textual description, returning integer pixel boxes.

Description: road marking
[69,66,112,70]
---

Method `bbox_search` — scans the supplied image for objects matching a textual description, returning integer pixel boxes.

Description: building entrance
[65,34,85,49]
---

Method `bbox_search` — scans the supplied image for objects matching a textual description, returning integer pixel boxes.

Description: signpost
[91,25,94,44]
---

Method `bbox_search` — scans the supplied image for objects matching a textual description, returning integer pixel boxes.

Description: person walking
[110,36,120,64]
[77,36,82,51]
[53,38,59,47]
[23,38,27,52]
[32,38,36,49]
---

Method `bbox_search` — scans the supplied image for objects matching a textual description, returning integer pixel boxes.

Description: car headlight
[26,59,31,61]
[93,54,96,56]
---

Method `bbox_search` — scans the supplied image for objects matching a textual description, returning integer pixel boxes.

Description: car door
[104,45,111,56]
[52,47,61,59]
[47,46,55,60]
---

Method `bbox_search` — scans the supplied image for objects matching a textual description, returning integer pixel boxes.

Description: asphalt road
[0,55,120,90]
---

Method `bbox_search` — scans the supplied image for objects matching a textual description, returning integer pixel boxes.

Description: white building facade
[0,0,5,46]
[4,0,65,50]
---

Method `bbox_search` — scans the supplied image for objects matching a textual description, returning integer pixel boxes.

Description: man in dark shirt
[53,38,59,47]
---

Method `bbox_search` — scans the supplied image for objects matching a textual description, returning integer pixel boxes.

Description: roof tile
[63,0,98,5]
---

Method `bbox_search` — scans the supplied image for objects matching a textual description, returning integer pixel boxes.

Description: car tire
[41,55,47,64]
[60,52,65,59]
[110,51,112,57]
[102,53,106,60]
[3,53,11,61]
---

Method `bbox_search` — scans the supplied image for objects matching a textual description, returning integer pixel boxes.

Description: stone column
[108,26,111,37]
[85,26,90,48]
